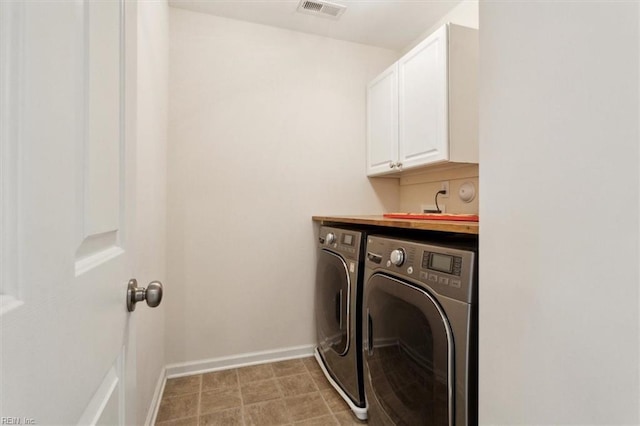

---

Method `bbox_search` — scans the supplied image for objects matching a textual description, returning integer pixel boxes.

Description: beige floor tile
[199,408,244,426]
[271,359,308,377]
[241,378,283,404]
[285,393,331,422]
[308,370,332,391]
[202,369,239,391]
[163,375,202,398]
[278,373,318,397]
[155,359,371,426]
[301,357,321,374]
[244,399,291,425]
[155,416,199,426]
[200,387,242,415]
[238,364,275,384]
[333,411,367,425]
[293,414,339,425]
[156,393,199,423]
[320,389,350,413]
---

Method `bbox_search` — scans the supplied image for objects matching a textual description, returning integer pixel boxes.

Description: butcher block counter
[312,215,479,235]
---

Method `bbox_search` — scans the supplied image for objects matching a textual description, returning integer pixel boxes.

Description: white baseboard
[164,344,316,379]
[144,366,167,426]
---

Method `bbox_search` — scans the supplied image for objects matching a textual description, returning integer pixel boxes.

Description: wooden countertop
[312,215,478,235]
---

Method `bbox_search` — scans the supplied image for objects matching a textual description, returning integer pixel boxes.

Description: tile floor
[155,356,367,426]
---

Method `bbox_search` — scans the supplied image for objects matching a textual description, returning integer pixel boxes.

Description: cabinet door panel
[399,25,448,169]
[367,63,398,176]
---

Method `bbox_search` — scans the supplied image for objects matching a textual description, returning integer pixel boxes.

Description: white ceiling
[168,0,464,51]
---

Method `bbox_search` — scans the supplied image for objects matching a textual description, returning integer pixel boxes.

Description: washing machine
[314,225,367,420]
[363,235,478,425]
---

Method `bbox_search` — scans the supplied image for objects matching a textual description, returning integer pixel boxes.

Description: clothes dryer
[363,235,478,425]
[314,225,367,420]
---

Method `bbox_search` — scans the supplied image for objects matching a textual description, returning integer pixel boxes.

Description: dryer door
[365,274,453,426]
[316,250,350,356]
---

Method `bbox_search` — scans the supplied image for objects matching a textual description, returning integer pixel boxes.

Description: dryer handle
[335,290,343,329]
[367,310,374,356]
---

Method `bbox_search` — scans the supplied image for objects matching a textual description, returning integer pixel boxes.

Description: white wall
[479,2,639,424]
[167,8,399,364]
[136,1,168,424]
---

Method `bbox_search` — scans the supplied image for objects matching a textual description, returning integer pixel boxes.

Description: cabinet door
[366,63,398,176]
[398,25,448,169]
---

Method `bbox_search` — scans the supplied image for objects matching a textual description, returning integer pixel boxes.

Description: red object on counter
[383,213,479,222]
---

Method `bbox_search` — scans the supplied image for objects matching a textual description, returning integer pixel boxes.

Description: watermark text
[0,418,36,425]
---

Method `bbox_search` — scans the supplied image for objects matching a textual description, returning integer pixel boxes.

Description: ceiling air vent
[297,0,347,19]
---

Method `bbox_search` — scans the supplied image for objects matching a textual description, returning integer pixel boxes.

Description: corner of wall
[399,0,479,55]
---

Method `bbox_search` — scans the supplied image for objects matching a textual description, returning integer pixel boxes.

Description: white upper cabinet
[399,25,448,169]
[366,63,398,176]
[366,24,478,177]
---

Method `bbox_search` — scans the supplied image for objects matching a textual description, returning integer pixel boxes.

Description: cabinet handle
[389,162,396,169]
[396,162,402,169]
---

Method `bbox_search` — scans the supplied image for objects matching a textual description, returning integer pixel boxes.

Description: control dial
[390,248,405,266]
[325,233,336,245]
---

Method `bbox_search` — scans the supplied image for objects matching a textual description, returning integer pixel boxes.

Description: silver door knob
[127,278,163,312]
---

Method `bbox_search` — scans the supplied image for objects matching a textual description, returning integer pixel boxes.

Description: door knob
[127,278,163,312]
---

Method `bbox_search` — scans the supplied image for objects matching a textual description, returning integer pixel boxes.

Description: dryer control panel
[365,235,476,304]
[318,226,363,261]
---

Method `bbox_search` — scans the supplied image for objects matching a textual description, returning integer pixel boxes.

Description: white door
[398,24,449,168]
[366,63,398,177]
[1,1,144,424]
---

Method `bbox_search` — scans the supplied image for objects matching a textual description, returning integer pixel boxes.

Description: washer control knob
[390,249,405,266]
[325,233,336,245]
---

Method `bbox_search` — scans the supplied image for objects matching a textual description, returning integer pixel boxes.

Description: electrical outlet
[440,181,450,198]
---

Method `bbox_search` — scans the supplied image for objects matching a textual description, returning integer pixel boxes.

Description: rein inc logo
[1,419,35,425]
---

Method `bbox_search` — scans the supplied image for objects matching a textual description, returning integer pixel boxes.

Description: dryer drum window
[366,274,453,426]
